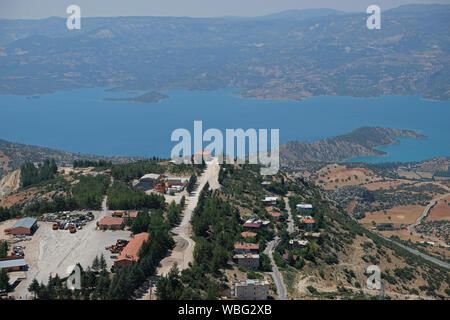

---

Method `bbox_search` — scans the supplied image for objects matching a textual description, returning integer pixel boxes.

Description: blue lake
[0,87,449,162]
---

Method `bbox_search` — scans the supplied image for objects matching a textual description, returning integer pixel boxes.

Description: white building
[233,279,269,300]
[289,239,309,248]
[296,203,313,214]
[262,196,278,204]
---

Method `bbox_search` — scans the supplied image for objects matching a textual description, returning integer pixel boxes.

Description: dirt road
[408,184,450,247]
[139,157,220,299]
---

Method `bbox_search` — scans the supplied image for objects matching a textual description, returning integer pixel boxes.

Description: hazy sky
[0,0,449,19]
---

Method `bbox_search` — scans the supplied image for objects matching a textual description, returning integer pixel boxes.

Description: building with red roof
[114,232,149,268]
[234,243,259,254]
[241,232,257,238]
[299,217,315,231]
[265,206,283,219]
[243,222,261,229]
[98,217,124,230]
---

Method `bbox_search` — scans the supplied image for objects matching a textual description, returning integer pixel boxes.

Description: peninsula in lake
[279,127,427,163]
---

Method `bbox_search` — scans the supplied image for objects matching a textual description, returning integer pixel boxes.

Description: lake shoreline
[0,88,448,162]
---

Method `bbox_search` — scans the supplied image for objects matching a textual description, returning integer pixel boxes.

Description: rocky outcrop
[0,169,21,198]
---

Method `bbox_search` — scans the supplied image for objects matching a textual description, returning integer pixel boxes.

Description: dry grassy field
[364,180,415,191]
[427,195,450,221]
[315,164,379,190]
[360,205,425,226]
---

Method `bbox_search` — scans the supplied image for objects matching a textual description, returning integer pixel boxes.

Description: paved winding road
[379,234,450,270]
[408,184,450,247]
[263,198,297,300]
[264,237,287,300]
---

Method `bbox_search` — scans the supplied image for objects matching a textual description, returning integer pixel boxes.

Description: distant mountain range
[0,4,448,100]
[279,126,426,163]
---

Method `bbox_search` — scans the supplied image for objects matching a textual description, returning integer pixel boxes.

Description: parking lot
[1,199,131,299]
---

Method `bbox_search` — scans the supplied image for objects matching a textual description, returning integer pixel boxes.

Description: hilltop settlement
[0,151,448,300]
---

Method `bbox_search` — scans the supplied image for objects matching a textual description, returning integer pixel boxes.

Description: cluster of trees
[23,196,77,216]
[0,206,19,223]
[28,255,110,300]
[0,240,8,258]
[186,174,197,194]
[23,174,110,215]
[434,169,450,178]
[155,263,222,300]
[168,163,201,176]
[28,274,75,299]
[0,269,10,293]
[219,164,264,199]
[155,264,220,300]
[259,253,272,272]
[109,210,174,299]
[130,210,153,234]
[71,175,110,209]
[167,200,182,227]
[110,161,165,182]
[20,159,58,188]
[73,159,112,168]
[264,179,287,196]
[106,182,166,210]
[155,184,241,300]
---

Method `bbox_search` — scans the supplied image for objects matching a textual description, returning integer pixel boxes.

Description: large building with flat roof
[0,258,27,272]
[135,173,163,190]
[233,279,269,300]
[7,217,37,235]
[233,253,260,269]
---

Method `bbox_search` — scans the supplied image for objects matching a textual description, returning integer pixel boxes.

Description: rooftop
[128,211,138,218]
[269,211,282,217]
[234,243,259,250]
[115,232,149,263]
[194,150,212,156]
[304,232,321,238]
[235,279,269,286]
[98,216,124,226]
[140,173,161,180]
[282,253,298,261]
[233,253,260,259]
[243,222,262,228]
[296,203,313,209]
[12,217,37,230]
[0,258,27,269]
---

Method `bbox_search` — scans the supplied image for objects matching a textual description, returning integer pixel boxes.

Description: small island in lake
[104,91,168,103]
